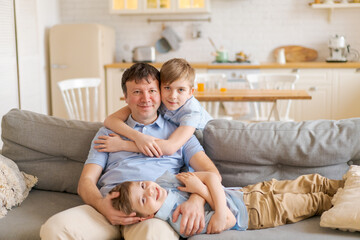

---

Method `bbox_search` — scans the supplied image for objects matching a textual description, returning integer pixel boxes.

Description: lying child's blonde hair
[110,181,145,217]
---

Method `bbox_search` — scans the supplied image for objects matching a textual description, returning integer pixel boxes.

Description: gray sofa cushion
[1,109,102,194]
[0,190,83,240]
[189,216,360,240]
[203,119,360,187]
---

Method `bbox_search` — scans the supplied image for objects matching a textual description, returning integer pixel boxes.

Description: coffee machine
[326,35,348,62]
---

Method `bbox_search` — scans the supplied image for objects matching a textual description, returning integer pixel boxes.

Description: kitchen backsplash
[60,0,360,63]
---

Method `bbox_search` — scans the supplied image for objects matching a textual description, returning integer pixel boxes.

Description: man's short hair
[121,63,160,96]
[160,58,195,88]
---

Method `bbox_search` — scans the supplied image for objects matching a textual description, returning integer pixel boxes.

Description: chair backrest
[57,78,101,122]
[246,73,299,121]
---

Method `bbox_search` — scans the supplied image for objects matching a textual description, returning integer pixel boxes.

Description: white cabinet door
[109,0,210,14]
[333,68,360,119]
[106,68,127,115]
[0,0,19,149]
[292,69,333,121]
[15,0,43,113]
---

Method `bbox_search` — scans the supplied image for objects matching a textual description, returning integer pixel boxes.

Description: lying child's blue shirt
[159,96,212,130]
[154,171,248,238]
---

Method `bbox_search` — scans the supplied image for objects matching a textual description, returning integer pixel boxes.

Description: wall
[0,0,60,149]
[59,0,360,63]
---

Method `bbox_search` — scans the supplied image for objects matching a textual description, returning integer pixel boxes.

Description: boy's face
[161,78,194,111]
[129,181,167,217]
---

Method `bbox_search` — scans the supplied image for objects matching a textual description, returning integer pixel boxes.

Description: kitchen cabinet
[106,68,127,114]
[332,68,360,119]
[310,2,360,22]
[109,0,210,14]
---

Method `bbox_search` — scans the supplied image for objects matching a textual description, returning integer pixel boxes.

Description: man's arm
[77,163,140,225]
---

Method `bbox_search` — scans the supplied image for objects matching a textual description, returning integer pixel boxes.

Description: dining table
[194,89,312,121]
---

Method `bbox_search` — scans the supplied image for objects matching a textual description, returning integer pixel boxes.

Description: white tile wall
[59,0,360,63]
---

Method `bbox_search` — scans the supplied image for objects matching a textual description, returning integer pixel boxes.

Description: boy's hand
[94,134,125,152]
[176,172,205,194]
[133,134,162,157]
[207,211,227,234]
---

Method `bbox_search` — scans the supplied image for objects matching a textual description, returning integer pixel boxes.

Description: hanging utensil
[208,37,218,51]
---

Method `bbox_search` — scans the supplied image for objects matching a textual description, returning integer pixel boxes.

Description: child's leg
[241,174,343,196]
[244,191,332,230]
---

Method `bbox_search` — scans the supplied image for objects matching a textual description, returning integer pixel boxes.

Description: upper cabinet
[109,0,210,14]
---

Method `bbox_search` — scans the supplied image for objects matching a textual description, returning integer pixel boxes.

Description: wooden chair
[246,73,299,121]
[57,78,101,121]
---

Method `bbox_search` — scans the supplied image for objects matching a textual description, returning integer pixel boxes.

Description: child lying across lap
[110,171,343,237]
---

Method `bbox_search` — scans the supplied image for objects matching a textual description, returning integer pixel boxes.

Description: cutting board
[273,45,318,62]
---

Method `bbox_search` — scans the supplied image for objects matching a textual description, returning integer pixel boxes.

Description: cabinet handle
[356,68,360,73]
[292,69,299,73]
[309,86,318,91]
[51,64,68,69]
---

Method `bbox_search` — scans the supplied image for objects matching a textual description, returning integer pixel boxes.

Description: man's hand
[98,191,141,225]
[172,194,205,236]
[133,134,162,157]
[94,134,124,152]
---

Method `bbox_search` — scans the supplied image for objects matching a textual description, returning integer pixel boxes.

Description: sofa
[1,108,360,239]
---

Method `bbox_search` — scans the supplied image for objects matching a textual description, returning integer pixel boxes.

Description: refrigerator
[49,23,115,121]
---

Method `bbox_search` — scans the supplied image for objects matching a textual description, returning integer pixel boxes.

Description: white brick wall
[59,0,360,63]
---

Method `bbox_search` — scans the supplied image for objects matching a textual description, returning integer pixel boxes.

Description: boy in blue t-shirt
[110,171,343,238]
[95,58,212,157]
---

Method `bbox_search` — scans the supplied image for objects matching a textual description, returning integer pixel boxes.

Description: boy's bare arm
[103,106,162,156]
[177,172,236,233]
[102,108,196,157]
[154,126,196,156]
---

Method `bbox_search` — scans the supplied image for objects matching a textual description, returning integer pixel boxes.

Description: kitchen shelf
[310,3,360,22]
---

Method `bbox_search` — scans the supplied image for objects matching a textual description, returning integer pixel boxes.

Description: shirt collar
[126,112,166,129]
[155,189,178,221]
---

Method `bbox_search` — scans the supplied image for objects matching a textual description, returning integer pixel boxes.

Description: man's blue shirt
[85,114,204,196]
[154,172,248,238]
[159,96,212,130]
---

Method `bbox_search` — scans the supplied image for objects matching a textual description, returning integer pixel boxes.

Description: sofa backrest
[3,109,360,192]
[203,119,360,187]
[1,109,102,194]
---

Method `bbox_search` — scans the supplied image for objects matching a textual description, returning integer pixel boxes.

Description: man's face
[129,181,167,217]
[161,78,194,111]
[125,77,161,124]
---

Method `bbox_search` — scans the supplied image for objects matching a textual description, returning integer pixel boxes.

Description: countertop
[105,62,360,69]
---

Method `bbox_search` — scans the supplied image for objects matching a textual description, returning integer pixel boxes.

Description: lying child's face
[129,181,168,217]
[161,78,194,111]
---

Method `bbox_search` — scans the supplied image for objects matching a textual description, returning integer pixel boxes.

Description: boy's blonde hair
[160,58,195,88]
[110,181,145,217]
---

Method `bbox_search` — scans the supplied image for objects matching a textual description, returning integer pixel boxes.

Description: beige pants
[241,174,344,230]
[40,205,179,240]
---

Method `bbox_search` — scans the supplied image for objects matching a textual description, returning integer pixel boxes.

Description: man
[40,63,220,240]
